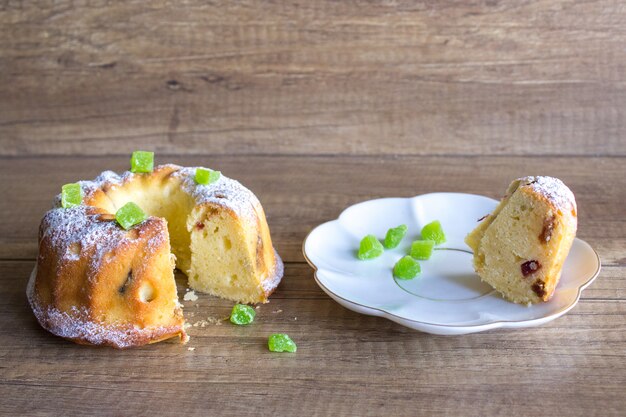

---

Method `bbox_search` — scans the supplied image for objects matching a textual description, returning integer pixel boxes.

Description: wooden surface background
[1,1,625,416]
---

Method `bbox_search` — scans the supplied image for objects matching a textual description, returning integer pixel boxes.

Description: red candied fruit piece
[532,280,547,298]
[521,260,541,277]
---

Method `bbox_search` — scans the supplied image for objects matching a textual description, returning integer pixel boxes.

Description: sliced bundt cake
[28,162,283,348]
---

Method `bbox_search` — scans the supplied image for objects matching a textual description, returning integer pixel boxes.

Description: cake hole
[223,236,232,250]
[520,205,528,211]
[213,226,220,234]
[119,271,133,294]
[68,242,81,256]
[139,282,156,303]
[231,274,238,283]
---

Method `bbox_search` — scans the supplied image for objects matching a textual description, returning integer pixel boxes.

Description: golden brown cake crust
[28,267,187,348]
[261,249,284,299]
[30,164,283,347]
[30,205,187,348]
[465,176,577,304]
[517,176,577,218]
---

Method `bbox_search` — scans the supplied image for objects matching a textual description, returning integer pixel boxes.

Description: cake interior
[102,175,267,304]
[465,180,568,304]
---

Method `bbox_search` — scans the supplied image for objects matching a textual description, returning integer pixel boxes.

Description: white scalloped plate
[303,193,601,335]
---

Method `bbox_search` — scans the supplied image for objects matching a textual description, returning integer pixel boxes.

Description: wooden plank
[2,0,625,156]
[1,261,624,416]
[1,155,624,265]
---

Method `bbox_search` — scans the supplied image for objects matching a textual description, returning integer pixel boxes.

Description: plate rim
[302,192,602,332]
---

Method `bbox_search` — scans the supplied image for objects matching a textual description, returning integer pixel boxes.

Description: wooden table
[1,1,625,416]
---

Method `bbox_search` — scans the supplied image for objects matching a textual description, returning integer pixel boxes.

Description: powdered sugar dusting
[41,164,269,288]
[94,170,123,185]
[173,167,260,223]
[145,232,167,259]
[27,268,185,348]
[52,171,122,209]
[33,164,281,347]
[261,249,284,294]
[41,206,138,270]
[54,165,261,226]
[519,176,577,213]
[80,170,123,196]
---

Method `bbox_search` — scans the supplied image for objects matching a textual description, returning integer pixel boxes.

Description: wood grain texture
[1,155,624,265]
[1,0,626,156]
[1,261,625,417]
[1,155,624,415]
[2,1,626,415]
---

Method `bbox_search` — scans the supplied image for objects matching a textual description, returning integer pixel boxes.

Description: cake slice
[465,176,577,304]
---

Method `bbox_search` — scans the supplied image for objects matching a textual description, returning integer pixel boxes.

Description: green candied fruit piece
[268,333,297,353]
[409,240,435,260]
[115,202,147,230]
[421,220,446,245]
[357,234,384,260]
[61,183,82,208]
[229,304,256,325]
[383,224,408,249]
[195,167,221,185]
[393,255,421,280]
[130,151,154,173]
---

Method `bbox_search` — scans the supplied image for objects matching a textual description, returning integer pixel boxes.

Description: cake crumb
[188,347,195,351]
[183,322,192,330]
[273,309,283,314]
[206,317,223,325]
[192,317,225,327]
[183,290,198,302]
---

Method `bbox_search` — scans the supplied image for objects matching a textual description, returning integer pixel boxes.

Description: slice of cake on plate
[465,176,577,304]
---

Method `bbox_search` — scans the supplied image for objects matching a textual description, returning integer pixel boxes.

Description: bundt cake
[28,163,283,348]
[465,176,577,304]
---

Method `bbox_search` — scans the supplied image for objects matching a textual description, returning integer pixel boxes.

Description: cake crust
[465,176,577,304]
[30,164,283,348]
[28,267,187,348]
